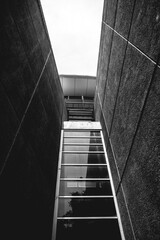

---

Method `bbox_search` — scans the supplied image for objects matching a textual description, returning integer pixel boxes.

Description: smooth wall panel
[110,44,155,176]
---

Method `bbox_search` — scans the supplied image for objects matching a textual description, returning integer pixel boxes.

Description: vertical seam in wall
[27,0,57,119]
[97,91,136,240]
[102,15,160,193]
[102,0,106,23]
[19,0,65,124]
[108,0,137,137]
[27,1,45,63]
[108,35,128,137]
[116,62,158,194]
[0,50,51,177]
[26,0,52,119]
[97,92,121,184]
[96,0,107,87]
[97,3,138,237]
[30,1,65,123]
[121,184,137,240]
[37,0,63,95]
[96,20,105,89]
[97,1,160,239]
[40,0,66,123]
[37,0,54,59]
[101,0,119,107]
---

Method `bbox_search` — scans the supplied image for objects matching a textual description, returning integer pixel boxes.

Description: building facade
[0,1,66,239]
[1,0,160,240]
[95,0,160,239]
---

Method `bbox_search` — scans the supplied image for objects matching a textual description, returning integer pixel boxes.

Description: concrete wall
[0,1,66,239]
[95,0,160,239]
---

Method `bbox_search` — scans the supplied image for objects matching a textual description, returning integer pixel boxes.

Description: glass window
[56,219,122,240]
[60,165,108,178]
[54,128,123,240]
[63,138,102,144]
[58,198,116,217]
[62,153,106,164]
[64,131,101,137]
[63,145,103,151]
[59,180,112,196]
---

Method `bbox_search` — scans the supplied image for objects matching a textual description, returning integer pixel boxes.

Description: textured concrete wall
[95,0,160,239]
[0,1,66,240]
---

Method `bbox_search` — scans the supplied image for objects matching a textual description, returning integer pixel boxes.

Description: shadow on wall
[0,1,66,240]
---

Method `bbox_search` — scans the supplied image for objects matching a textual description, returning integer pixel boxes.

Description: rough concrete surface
[121,67,160,240]
[110,44,155,176]
[95,1,160,239]
[117,186,135,240]
[129,0,160,63]
[97,24,113,104]
[103,0,118,27]
[103,32,127,132]
[115,0,135,39]
[0,1,65,240]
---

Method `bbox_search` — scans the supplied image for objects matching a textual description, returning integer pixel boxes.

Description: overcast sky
[40,0,104,76]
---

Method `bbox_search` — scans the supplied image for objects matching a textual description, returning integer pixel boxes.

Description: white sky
[40,0,104,76]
